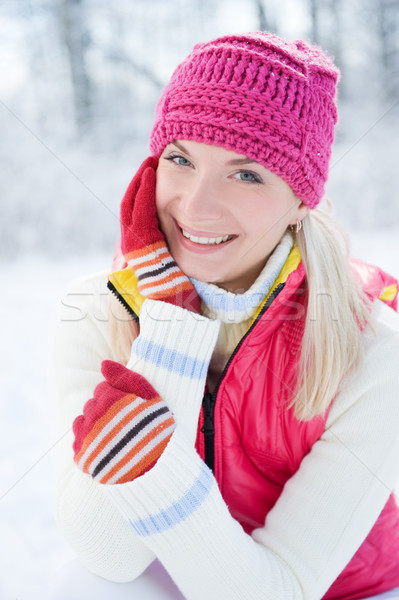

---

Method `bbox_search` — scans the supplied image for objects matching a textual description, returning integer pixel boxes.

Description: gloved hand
[73,360,176,484]
[120,156,201,313]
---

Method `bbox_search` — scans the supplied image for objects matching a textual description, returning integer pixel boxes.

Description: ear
[289,201,309,225]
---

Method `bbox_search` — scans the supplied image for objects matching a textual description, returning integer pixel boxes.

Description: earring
[289,220,303,234]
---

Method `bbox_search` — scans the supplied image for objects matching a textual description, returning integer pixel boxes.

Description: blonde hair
[108,207,373,421]
[294,207,372,420]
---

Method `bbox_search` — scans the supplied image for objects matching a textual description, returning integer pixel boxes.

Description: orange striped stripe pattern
[125,241,194,301]
[74,389,175,484]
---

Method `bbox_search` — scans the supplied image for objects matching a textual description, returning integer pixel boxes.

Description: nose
[179,173,224,222]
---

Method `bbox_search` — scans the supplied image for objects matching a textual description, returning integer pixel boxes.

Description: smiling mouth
[180,228,235,246]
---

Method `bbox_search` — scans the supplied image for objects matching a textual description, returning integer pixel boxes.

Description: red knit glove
[73,361,176,484]
[120,156,201,313]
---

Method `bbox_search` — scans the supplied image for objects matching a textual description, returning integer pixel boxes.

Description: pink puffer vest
[195,258,399,600]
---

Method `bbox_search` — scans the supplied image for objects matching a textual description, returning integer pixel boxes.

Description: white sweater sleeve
[49,273,155,582]
[102,299,399,600]
[126,298,220,445]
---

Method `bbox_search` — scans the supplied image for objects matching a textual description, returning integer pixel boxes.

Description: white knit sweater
[49,266,399,600]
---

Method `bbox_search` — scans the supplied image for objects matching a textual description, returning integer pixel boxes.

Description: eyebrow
[172,141,258,167]
[227,157,258,166]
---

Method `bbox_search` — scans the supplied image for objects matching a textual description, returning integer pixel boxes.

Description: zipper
[201,392,216,471]
[107,279,139,324]
[201,281,286,472]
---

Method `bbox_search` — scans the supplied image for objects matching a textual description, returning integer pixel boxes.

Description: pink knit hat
[150,31,340,209]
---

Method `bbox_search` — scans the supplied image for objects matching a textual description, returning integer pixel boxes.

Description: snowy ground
[0,255,108,599]
[1,229,398,599]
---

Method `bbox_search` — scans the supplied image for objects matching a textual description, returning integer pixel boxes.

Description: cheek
[155,168,184,215]
[241,195,294,235]
[154,183,171,236]
[155,177,178,235]
[155,172,168,212]
[235,203,277,236]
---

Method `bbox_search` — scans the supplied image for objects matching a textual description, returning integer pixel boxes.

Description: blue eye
[235,171,263,184]
[164,154,192,167]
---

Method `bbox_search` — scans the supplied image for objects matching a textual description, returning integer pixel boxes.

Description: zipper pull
[201,392,215,436]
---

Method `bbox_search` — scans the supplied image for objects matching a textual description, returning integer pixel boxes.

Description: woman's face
[156,140,308,292]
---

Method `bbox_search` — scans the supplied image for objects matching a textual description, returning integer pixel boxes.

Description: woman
[51,31,399,599]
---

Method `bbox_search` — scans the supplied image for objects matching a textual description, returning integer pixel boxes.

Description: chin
[181,266,223,286]
[186,269,217,284]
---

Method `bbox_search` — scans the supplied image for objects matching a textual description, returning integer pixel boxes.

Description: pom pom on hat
[150,31,340,209]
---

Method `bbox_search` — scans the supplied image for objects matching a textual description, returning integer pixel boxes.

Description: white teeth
[181,229,232,245]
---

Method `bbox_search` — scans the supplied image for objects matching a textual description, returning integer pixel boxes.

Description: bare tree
[254,0,277,33]
[325,0,346,97]
[309,0,320,44]
[376,0,399,103]
[327,0,343,65]
[60,0,92,133]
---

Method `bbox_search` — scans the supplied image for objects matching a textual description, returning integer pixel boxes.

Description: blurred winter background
[0,0,398,598]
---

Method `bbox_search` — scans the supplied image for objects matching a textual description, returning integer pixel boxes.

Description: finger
[120,156,158,229]
[101,360,159,400]
[132,166,158,233]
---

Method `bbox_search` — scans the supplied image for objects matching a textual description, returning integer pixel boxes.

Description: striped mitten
[73,360,176,484]
[120,156,201,313]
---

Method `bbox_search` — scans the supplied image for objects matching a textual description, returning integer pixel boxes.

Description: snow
[1,229,398,599]
[0,257,101,599]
